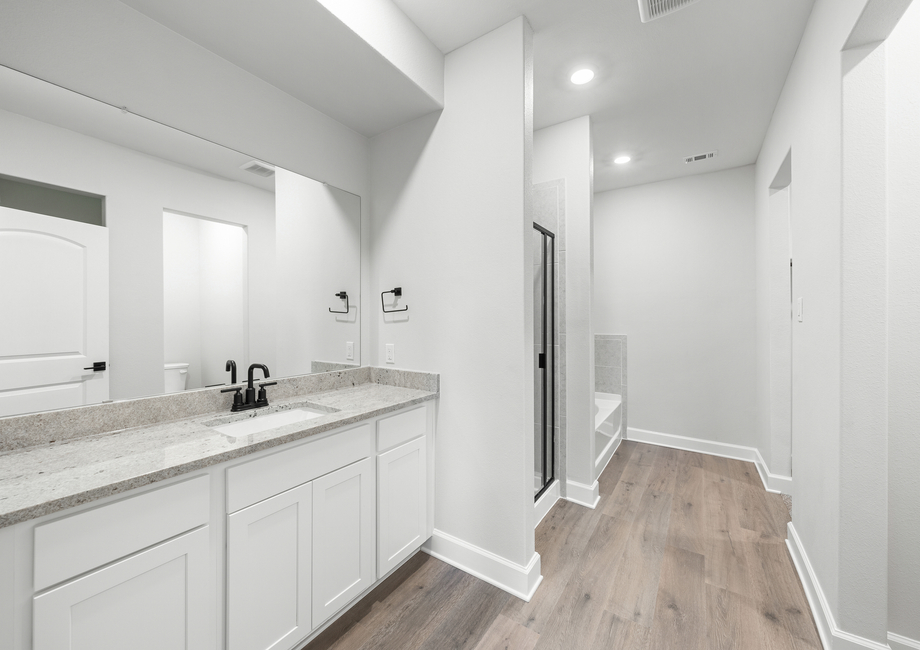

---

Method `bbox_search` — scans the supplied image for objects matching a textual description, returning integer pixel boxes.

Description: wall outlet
[345,341,354,361]
[385,343,395,364]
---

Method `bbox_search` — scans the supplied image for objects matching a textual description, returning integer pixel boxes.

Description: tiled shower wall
[595,334,627,436]
[534,179,565,493]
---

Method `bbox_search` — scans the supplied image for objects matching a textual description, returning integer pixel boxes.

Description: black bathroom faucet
[221,363,276,412]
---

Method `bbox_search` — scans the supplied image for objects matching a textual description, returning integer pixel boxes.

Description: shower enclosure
[534,224,555,500]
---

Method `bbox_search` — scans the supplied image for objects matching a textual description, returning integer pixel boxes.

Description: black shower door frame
[534,222,555,502]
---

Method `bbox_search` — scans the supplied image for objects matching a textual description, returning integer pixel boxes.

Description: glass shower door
[534,224,555,500]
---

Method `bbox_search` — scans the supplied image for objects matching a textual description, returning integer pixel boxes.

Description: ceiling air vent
[638,0,701,23]
[240,160,275,177]
[684,150,718,165]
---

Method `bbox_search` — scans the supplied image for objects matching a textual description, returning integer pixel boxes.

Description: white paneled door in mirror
[0,206,109,417]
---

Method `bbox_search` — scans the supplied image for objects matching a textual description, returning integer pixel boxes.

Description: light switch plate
[346,341,354,361]
[385,344,395,364]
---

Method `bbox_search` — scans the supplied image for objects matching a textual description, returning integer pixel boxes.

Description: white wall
[594,166,757,448]
[370,17,536,575]
[0,108,276,400]
[753,0,912,643]
[533,117,596,488]
[885,0,920,641]
[754,0,863,630]
[275,168,361,376]
[164,213,248,390]
[163,213,203,388]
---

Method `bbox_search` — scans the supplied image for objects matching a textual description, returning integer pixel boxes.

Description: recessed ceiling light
[613,155,631,165]
[570,69,595,85]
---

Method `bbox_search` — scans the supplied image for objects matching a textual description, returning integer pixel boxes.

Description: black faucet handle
[221,386,243,409]
[259,381,277,388]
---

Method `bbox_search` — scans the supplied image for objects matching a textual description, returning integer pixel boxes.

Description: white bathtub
[595,392,623,471]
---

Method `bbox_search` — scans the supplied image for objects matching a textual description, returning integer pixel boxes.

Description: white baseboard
[534,480,560,528]
[786,523,891,650]
[422,529,542,602]
[565,478,600,509]
[889,632,920,650]
[626,427,792,495]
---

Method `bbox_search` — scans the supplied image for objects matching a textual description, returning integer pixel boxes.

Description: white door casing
[0,206,108,417]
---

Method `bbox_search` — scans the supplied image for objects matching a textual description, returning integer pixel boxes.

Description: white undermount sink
[212,408,327,438]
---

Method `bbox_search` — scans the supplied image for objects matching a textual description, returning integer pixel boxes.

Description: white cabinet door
[0,206,109,417]
[312,457,375,627]
[377,436,427,577]
[33,526,209,650]
[227,482,312,650]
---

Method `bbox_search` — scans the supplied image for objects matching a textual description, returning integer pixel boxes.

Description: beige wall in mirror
[0,66,361,418]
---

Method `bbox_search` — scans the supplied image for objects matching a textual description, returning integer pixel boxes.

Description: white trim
[889,633,920,650]
[786,523,892,650]
[422,529,543,602]
[564,478,600,509]
[626,427,792,495]
[534,480,560,528]
[594,426,622,473]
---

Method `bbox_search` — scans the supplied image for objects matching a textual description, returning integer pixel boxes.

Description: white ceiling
[391,0,816,192]
[119,0,442,137]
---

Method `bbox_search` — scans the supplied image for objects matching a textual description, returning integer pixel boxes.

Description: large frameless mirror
[0,65,361,418]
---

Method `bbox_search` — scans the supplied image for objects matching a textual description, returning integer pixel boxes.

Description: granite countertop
[0,380,437,529]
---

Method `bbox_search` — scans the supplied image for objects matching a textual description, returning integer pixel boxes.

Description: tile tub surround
[0,369,438,528]
[595,334,627,435]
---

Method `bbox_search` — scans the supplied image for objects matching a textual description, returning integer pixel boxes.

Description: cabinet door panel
[377,436,427,577]
[33,526,209,650]
[312,458,374,626]
[228,482,312,650]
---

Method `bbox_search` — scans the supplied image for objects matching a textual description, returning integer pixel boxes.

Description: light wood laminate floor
[303,441,821,650]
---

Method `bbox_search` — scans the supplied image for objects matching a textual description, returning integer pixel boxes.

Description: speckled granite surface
[0,366,442,453]
[310,360,360,374]
[0,370,438,528]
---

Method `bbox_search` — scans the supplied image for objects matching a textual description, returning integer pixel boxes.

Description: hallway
[305,441,820,650]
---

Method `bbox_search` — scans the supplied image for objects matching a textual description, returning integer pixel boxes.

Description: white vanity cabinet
[2,398,436,650]
[226,423,377,650]
[312,457,376,624]
[376,405,430,577]
[227,482,313,650]
[31,476,212,650]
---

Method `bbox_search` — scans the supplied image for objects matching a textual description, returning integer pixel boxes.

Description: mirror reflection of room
[0,66,361,417]
[162,211,248,392]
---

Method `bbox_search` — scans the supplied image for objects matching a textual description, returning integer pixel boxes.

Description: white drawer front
[227,424,372,513]
[34,475,209,592]
[33,526,211,650]
[376,406,427,453]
